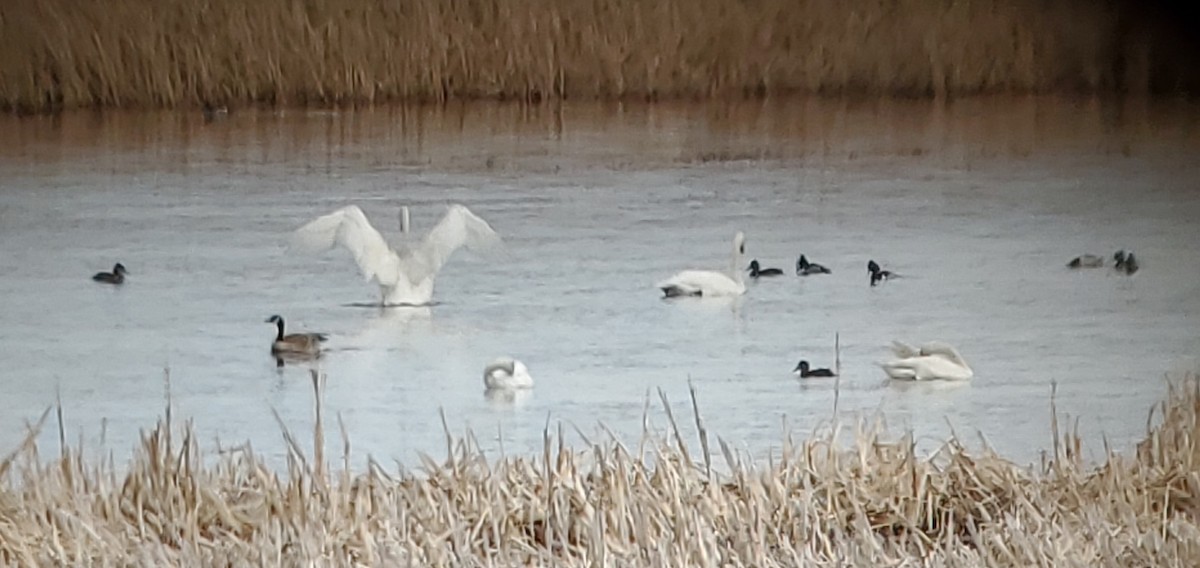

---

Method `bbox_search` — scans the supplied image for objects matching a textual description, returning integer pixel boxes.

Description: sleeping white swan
[657,231,747,297]
[880,340,974,381]
[483,357,534,390]
[292,204,500,306]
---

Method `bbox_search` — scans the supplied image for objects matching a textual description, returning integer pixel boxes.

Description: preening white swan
[657,231,747,297]
[880,340,974,381]
[483,358,534,390]
[291,204,501,306]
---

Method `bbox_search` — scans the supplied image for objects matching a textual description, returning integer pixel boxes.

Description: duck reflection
[273,350,321,367]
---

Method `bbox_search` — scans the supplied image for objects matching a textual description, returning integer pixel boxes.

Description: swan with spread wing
[292,204,501,306]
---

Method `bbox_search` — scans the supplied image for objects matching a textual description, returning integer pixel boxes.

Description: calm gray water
[1,98,1197,469]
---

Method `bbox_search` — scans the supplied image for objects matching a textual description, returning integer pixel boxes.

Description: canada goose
[92,263,128,285]
[292,204,501,306]
[747,259,785,278]
[793,360,836,378]
[796,255,832,276]
[483,357,534,390]
[657,232,747,297]
[264,315,328,355]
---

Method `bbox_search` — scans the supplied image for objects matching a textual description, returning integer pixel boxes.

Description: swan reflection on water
[341,305,435,349]
[484,388,532,407]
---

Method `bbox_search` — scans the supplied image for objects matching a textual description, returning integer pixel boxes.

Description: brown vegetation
[0,373,1198,565]
[0,0,1195,113]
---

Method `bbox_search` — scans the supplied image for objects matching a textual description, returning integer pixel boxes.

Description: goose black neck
[274,318,285,341]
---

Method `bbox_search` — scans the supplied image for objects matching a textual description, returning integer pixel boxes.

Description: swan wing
[402,204,501,286]
[292,205,402,286]
[879,360,919,380]
[890,340,922,359]
[882,355,973,381]
[918,341,970,368]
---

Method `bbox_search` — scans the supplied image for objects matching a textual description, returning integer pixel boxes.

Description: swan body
[265,315,328,355]
[747,259,784,278]
[657,232,747,297]
[1067,254,1104,269]
[796,255,832,276]
[483,358,534,390]
[92,263,128,284]
[881,340,973,381]
[793,360,836,378]
[292,204,501,306]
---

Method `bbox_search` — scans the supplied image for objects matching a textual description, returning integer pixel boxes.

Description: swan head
[483,357,533,389]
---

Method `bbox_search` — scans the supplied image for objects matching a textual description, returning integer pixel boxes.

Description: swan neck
[729,248,744,285]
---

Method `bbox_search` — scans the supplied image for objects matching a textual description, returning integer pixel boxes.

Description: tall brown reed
[1,0,1191,113]
[0,372,1198,565]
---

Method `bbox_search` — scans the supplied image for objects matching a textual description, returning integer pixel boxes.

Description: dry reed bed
[0,0,1187,113]
[0,376,1198,566]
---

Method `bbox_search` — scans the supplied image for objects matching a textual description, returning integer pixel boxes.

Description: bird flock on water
[92,205,1141,391]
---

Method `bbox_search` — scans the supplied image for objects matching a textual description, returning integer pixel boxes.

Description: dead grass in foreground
[1,375,1198,566]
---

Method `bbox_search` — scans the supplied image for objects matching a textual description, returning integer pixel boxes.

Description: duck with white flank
[793,360,836,378]
[1067,254,1104,268]
[657,232,747,298]
[867,260,897,286]
[1114,250,1139,275]
[747,259,784,278]
[796,254,832,276]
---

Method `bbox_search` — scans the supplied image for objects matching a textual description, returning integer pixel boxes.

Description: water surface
[1,98,1198,468]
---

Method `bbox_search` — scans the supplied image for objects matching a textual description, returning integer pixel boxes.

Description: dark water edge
[2,96,1199,172]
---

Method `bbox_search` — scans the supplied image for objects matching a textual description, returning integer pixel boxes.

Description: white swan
[291,204,501,306]
[483,357,534,390]
[657,231,747,297]
[880,340,974,381]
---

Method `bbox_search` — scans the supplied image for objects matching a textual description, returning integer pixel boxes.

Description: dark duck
[747,259,785,278]
[92,263,128,284]
[796,254,832,276]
